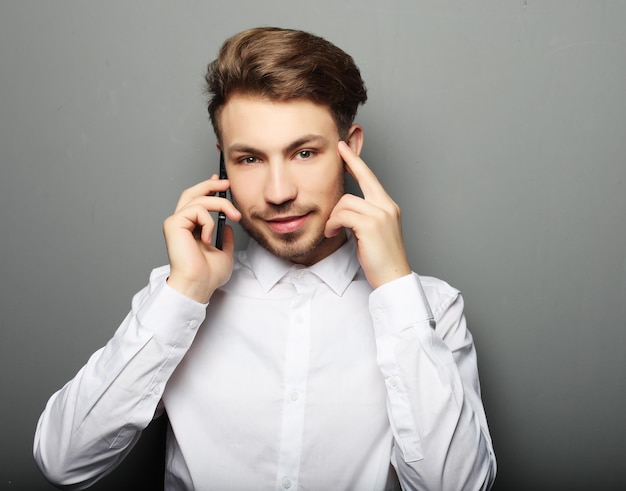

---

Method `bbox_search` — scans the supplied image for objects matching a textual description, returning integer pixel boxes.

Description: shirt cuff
[136,277,208,348]
[369,272,434,338]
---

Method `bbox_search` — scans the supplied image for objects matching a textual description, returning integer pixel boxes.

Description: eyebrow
[227,134,330,158]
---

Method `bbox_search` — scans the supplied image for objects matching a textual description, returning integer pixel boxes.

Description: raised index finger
[338,141,387,201]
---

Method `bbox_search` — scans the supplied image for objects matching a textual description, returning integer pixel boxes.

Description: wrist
[166,274,215,304]
[370,266,412,289]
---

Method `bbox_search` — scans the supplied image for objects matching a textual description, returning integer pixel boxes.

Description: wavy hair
[205,27,367,141]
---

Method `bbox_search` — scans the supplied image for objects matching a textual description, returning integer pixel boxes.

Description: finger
[221,224,236,255]
[175,177,231,212]
[325,195,382,238]
[178,195,242,222]
[325,208,363,238]
[180,204,216,237]
[338,141,388,201]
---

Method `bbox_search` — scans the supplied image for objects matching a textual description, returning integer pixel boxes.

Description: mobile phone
[215,152,227,250]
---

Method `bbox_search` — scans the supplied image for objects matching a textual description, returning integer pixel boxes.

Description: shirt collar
[246,234,361,296]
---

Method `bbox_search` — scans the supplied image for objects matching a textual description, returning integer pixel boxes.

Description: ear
[216,142,222,153]
[345,124,364,156]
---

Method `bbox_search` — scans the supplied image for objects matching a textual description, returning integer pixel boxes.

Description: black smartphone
[215,152,227,250]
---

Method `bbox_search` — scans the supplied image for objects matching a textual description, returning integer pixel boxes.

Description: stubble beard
[235,176,345,263]
[238,203,327,262]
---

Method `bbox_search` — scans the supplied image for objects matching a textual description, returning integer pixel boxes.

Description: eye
[238,156,260,165]
[294,150,315,160]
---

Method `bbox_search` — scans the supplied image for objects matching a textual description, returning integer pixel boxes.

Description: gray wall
[1,1,624,490]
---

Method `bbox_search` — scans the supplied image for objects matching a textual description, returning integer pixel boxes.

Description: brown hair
[205,27,367,141]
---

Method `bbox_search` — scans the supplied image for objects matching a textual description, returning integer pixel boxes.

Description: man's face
[220,94,350,265]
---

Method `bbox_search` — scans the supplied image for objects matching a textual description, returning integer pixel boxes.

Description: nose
[263,160,297,205]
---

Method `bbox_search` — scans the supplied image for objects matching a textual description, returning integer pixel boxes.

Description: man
[34,27,496,490]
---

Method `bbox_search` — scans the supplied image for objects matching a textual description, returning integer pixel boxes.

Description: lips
[266,214,309,234]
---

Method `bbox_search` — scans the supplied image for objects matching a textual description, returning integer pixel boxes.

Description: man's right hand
[163,176,241,303]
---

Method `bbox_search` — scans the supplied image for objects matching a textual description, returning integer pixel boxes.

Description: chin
[265,234,326,262]
[243,222,325,262]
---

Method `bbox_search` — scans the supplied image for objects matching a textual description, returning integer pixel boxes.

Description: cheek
[313,170,345,204]
[304,160,343,189]
[229,177,256,208]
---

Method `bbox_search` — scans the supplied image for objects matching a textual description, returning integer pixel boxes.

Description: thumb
[221,225,236,255]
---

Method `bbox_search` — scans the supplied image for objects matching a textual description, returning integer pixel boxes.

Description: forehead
[219,94,339,149]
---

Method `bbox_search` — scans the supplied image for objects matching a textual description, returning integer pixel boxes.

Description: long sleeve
[369,273,496,490]
[33,266,207,490]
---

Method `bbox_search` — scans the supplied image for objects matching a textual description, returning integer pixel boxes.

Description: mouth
[265,214,310,234]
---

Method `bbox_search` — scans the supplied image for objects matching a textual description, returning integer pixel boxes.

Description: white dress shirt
[34,236,496,490]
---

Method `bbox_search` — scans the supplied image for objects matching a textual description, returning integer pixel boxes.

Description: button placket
[274,276,316,491]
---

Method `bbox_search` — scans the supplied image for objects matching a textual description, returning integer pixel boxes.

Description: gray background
[1,1,624,490]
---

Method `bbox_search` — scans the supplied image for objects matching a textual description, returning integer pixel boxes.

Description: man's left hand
[325,141,412,289]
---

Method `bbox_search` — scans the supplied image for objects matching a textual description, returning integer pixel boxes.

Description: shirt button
[388,377,399,389]
[294,270,305,279]
[282,477,292,488]
[187,320,199,329]
[373,308,383,320]
[290,390,299,402]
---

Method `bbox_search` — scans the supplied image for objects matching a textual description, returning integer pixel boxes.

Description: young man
[34,27,496,490]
